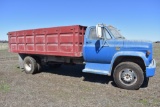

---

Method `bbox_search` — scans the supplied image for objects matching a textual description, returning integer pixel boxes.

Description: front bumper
[146,59,156,77]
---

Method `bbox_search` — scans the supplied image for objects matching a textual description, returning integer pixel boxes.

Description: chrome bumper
[146,59,156,77]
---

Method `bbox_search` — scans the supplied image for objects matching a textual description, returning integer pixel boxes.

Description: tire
[37,61,42,72]
[36,58,42,72]
[24,56,38,74]
[113,62,144,90]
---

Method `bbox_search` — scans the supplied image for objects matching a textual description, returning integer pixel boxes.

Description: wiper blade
[117,37,125,39]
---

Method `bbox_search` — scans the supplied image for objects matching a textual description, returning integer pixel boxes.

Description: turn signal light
[146,50,150,56]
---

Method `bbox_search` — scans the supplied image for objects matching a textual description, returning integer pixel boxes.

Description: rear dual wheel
[113,62,144,90]
[24,56,41,74]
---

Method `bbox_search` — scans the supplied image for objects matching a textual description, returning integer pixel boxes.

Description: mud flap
[18,54,25,69]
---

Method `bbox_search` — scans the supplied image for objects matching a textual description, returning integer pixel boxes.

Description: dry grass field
[0,43,160,107]
[0,43,8,50]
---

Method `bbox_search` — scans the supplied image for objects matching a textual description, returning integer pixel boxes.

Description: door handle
[86,41,92,44]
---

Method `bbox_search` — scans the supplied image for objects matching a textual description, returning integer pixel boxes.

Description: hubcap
[24,61,32,72]
[119,69,137,86]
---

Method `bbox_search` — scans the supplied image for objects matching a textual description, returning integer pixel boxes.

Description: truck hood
[123,40,152,50]
[122,40,153,62]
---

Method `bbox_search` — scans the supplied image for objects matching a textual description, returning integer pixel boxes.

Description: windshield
[107,26,125,39]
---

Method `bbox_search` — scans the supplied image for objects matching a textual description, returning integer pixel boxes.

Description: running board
[83,68,110,75]
[82,62,111,76]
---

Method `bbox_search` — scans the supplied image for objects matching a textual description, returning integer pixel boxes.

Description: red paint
[8,25,87,57]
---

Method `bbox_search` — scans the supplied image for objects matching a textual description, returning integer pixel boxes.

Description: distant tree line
[155,41,160,43]
[0,40,8,43]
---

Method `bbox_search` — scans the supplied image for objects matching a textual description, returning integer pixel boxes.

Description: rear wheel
[113,62,144,90]
[36,58,42,72]
[37,61,42,72]
[24,56,38,74]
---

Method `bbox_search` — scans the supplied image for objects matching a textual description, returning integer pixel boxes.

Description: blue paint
[82,62,110,75]
[83,25,156,78]
[83,27,123,64]
[108,51,149,75]
[123,40,153,63]
[111,51,149,67]
[146,59,156,77]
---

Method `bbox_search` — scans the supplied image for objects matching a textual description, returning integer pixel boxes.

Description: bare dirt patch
[0,44,160,107]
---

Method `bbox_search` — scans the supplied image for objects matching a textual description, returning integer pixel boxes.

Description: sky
[0,0,160,41]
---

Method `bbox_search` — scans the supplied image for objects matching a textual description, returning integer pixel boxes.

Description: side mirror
[96,24,102,38]
[96,24,104,39]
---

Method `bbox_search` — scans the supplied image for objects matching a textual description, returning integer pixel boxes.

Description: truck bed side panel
[8,25,87,57]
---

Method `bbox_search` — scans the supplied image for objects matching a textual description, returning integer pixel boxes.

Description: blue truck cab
[82,24,156,90]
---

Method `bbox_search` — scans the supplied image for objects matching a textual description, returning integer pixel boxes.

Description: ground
[0,43,160,107]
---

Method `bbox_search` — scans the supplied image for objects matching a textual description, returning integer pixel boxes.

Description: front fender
[110,51,149,72]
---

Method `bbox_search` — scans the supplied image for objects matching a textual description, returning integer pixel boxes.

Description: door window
[89,27,112,40]
[89,28,98,40]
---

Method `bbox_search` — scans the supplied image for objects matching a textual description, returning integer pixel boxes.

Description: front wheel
[113,62,144,90]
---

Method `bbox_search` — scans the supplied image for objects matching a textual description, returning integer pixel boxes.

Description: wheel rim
[119,68,137,86]
[24,60,32,72]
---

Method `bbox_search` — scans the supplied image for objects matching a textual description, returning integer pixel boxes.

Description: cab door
[83,27,116,64]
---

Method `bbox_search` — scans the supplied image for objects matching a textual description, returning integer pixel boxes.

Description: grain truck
[8,24,156,90]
